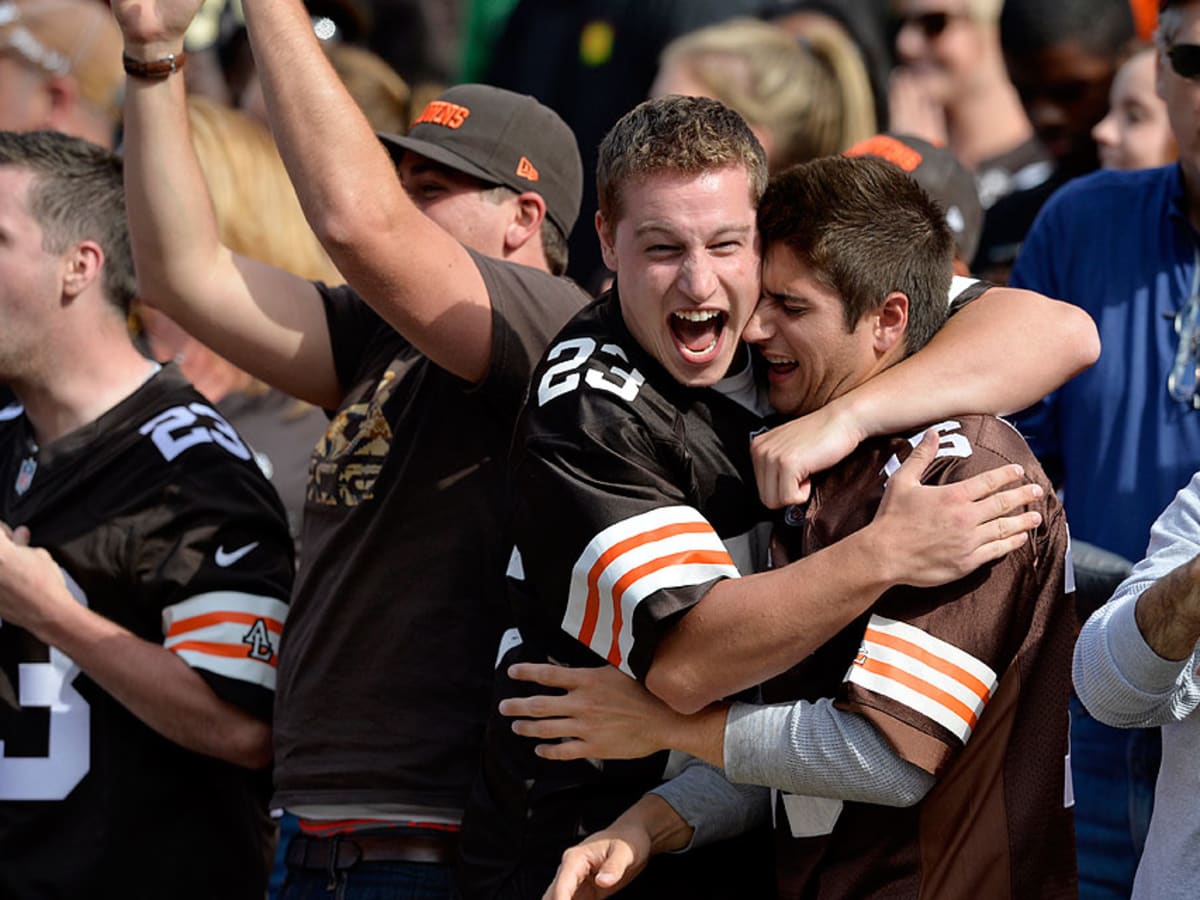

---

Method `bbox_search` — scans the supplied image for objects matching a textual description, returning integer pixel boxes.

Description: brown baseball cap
[379,84,584,238]
[846,133,984,265]
[0,0,123,126]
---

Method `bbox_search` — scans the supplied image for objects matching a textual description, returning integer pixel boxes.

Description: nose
[1091,110,1117,148]
[676,252,718,301]
[742,301,774,344]
[895,21,927,62]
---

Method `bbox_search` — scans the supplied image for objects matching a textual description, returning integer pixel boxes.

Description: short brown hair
[0,129,135,314]
[758,156,953,356]
[596,95,768,225]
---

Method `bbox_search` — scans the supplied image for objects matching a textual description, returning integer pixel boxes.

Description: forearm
[122,38,226,306]
[837,287,1099,436]
[38,598,271,769]
[242,0,391,251]
[241,0,492,382]
[122,30,339,406]
[723,699,934,805]
[608,792,697,856]
[1134,555,1200,660]
[650,758,769,850]
[646,527,890,713]
[1074,588,1200,728]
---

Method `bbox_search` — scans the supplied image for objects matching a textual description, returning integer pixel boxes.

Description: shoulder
[525,299,666,433]
[470,250,589,324]
[1039,166,1172,225]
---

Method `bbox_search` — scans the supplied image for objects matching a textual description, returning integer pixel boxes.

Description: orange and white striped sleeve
[162,592,289,690]
[559,505,739,677]
[845,615,998,747]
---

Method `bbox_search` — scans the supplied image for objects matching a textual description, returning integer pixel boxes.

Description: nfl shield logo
[14,457,36,496]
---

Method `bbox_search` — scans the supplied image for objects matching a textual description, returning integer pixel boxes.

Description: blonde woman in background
[138,96,342,545]
[1093,44,1177,170]
[889,0,1050,208]
[651,17,876,172]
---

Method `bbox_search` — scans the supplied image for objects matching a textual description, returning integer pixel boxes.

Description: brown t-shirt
[766,415,1077,899]
[271,252,588,815]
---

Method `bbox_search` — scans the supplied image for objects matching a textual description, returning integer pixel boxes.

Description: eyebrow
[632,222,754,238]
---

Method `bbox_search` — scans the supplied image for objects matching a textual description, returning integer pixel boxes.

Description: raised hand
[110,0,202,50]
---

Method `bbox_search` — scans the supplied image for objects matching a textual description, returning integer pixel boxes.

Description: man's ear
[61,241,104,301]
[596,210,618,271]
[873,291,909,354]
[505,191,547,253]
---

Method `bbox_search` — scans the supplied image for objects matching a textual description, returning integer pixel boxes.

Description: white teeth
[673,310,722,322]
[764,354,796,365]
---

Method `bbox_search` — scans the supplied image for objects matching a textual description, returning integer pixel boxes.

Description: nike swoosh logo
[214,542,259,567]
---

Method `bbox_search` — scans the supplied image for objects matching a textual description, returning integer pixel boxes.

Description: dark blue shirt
[1011,164,1200,561]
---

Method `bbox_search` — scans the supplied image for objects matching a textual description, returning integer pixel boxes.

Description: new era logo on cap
[516,156,539,181]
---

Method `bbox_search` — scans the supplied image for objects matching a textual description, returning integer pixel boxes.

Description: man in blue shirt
[1010,1,1200,894]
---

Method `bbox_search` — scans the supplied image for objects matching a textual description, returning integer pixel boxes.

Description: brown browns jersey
[765,415,1077,899]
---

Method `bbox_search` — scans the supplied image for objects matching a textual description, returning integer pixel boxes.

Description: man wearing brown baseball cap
[0,0,123,148]
[114,0,589,895]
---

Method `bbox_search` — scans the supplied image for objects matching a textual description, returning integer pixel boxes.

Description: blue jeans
[279,860,455,900]
[1071,696,1160,899]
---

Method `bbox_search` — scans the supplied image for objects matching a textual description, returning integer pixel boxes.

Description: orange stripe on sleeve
[605,548,734,667]
[169,639,279,667]
[865,626,991,703]
[577,521,714,646]
[858,657,980,731]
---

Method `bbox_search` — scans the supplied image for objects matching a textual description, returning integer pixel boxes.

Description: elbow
[1063,306,1101,376]
[645,661,715,716]
[220,719,274,770]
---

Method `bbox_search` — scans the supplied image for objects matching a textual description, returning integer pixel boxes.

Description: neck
[14,330,156,447]
[945,67,1033,169]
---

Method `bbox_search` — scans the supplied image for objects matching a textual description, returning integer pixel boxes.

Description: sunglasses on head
[1167,44,1200,80]
[894,11,957,40]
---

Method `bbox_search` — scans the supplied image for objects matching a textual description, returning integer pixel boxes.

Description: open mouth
[760,351,798,379]
[670,309,727,362]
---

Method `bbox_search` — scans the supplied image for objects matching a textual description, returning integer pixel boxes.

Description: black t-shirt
[0,366,294,899]
[271,251,589,815]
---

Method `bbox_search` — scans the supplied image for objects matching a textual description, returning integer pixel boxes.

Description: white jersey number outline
[537,338,646,407]
[0,569,91,800]
[139,403,252,462]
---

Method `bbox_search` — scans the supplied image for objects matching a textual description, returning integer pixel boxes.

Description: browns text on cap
[846,133,984,265]
[0,0,123,125]
[379,84,583,238]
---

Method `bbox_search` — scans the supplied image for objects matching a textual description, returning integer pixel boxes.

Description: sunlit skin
[597,166,760,388]
[0,167,61,384]
[1093,48,1176,170]
[0,56,47,132]
[395,152,514,258]
[743,243,906,416]
[1158,3,1200,234]
[892,0,981,105]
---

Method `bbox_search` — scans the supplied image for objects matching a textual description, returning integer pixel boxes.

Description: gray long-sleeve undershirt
[651,697,935,849]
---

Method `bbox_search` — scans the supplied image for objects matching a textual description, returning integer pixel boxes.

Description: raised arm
[752,286,1100,508]
[115,0,339,408]
[239,0,495,383]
